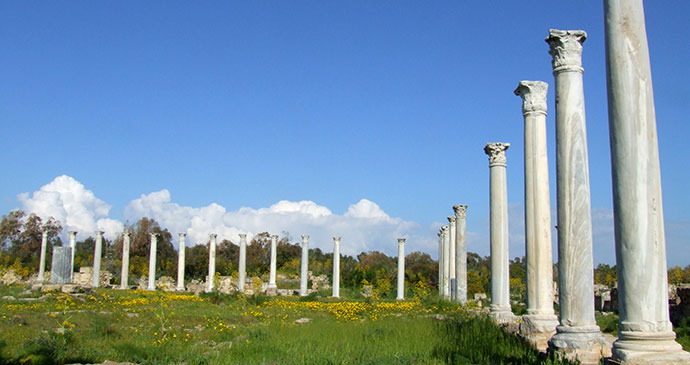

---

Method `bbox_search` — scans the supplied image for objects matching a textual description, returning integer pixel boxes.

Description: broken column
[515,80,559,350]
[397,238,406,300]
[300,235,310,296]
[604,1,690,363]
[238,233,247,293]
[120,231,130,289]
[37,230,48,282]
[485,142,514,320]
[176,233,185,291]
[50,246,72,284]
[147,233,158,291]
[453,205,468,304]
[546,29,604,363]
[448,216,457,300]
[268,234,278,293]
[68,230,77,282]
[207,233,217,292]
[332,237,341,298]
[92,231,104,287]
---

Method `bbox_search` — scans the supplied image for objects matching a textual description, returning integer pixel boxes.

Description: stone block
[50,246,72,284]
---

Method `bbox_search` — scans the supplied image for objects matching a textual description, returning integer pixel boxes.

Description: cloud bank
[18,176,434,257]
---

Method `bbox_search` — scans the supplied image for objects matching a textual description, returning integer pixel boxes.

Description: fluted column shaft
[604,2,690,362]
[69,231,77,283]
[147,233,158,291]
[207,234,217,292]
[176,233,185,291]
[300,235,309,296]
[454,205,467,304]
[238,234,247,293]
[120,232,130,289]
[448,216,457,300]
[397,238,406,300]
[38,230,48,282]
[546,30,603,362]
[92,231,104,287]
[268,235,278,289]
[485,143,513,319]
[332,237,340,298]
[438,229,444,295]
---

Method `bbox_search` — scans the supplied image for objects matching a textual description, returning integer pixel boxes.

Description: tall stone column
[92,231,104,288]
[299,235,309,296]
[396,238,406,300]
[68,230,77,283]
[485,142,514,320]
[546,30,604,363]
[442,225,450,298]
[238,234,247,293]
[448,216,457,300]
[604,2,690,363]
[120,231,130,289]
[438,228,444,296]
[176,233,186,291]
[268,234,278,292]
[147,233,158,291]
[332,237,341,298]
[207,233,217,292]
[38,230,48,282]
[515,80,559,350]
[453,205,468,304]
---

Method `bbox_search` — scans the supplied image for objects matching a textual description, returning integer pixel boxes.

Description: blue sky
[1,2,688,266]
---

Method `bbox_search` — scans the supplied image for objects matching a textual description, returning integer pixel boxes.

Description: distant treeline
[2,210,688,298]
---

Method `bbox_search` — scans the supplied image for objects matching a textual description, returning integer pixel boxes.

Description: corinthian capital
[453,205,467,219]
[301,235,310,245]
[546,29,587,73]
[484,142,510,166]
[447,216,457,225]
[514,81,548,115]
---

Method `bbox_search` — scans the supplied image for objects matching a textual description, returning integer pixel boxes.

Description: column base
[146,287,156,291]
[548,325,605,365]
[611,330,690,364]
[175,287,185,292]
[489,305,515,321]
[519,314,559,352]
[266,286,278,296]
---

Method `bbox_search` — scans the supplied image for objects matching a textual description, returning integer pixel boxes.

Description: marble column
[442,225,450,298]
[546,30,604,363]
[147,233,158,291]
[268,234,278,291]
[485,142,514,320]
[92,231,104,288]
[332,237,341,298]
[207,234,217,292]
[176,233,186,291]
[299,235,309,296]
[603,2,690,363]
[397,238,406,300]
[238,234,247,293]
[448,216,457,300]
[515,80,559,350]
[68,230,77,283]
[453,205,468,304]
[120,231,130,289]
[37,230,48,282]
[438,228,444,296]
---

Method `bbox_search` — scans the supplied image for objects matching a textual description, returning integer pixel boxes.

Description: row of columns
[479,7,690,361]
[437,206,467,304]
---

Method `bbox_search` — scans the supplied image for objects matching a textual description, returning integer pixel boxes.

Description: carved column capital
[397,238,406,246]
[123,231,131,238]
[514,81,548,115]
[301,235,310,245]
[453,205,467,218]
[178,232,186,238]
[96,231,104,237]
[546,29,587,74]
[333,237,341,244]
[447,216,457,226]
[484,142,510,167]
[271,234,278,240]
[209,233,217,240]
[441,226,449,235]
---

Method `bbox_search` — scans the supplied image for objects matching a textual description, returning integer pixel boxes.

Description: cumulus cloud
[124,190,427,256]
[18,175,123,240]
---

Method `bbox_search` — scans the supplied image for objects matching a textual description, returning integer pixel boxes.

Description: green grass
[0,285,576,364]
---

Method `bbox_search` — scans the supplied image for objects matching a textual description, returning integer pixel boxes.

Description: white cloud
[18,175,123,240]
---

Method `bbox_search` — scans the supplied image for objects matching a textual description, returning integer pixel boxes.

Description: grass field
[0,285,577,364]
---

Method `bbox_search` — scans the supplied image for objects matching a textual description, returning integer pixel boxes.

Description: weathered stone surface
[1,269,23,285]
[396,238,405,300]
[50,246,72,284]
[1,296,16,301]
[156,276,176,292]
[454,205,468,304]
[299,235,309,296]
[73,267,112,287]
